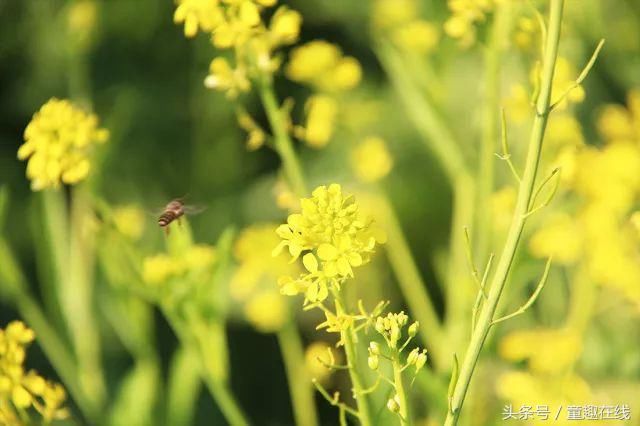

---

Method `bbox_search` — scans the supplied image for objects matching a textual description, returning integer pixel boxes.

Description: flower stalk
[444,0,566,424]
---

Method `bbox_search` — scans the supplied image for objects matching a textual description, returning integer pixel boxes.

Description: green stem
[332,289,373,426]
[444,1,565,424]
[277,320,319,426]
[392,354,412,425]
[376,195,445,367]
[164,309,249,426]
[258,78,308,197]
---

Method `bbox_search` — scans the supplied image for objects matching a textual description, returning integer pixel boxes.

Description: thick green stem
[444,1,565,424]
[277,320,319,426]
[392,355,412,426]
[332,290,373,426]
[258,79,307,197]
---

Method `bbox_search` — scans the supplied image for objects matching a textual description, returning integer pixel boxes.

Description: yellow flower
[184,244,217,269]
[231,223,300,301]
[391,21,440,54]
[597,89,640,144]
[444,0,494,47]
[204,57,251,98]
[0,322,68,422]
[143,254,180,285]
[269,6,302,46]
[244,291,288,332]
[236,108,266,150]
[505,84,532,123]
[351,136,393,183]
[304,342,339,384]
[371,0,419,30]
[496,371,591,408]
[211,1,261,48]
[112,205,145,240]
[529,214,583,265]
[17,98,108,191]
[274,184,385,304]
[67,0,98,50]
[499,328,582,374]
[513,16,539,50]
[286,41,362,92]
[173,0,223,38]
[296,95,338,148]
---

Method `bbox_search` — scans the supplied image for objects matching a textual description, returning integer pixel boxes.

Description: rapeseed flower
[243,290,288,332]
[274,184,384,303]
[112,205,146,240]
[0,322,69,423]
[17,98,109,191]
[304,342,339,384]
[173,0,223,38]
[295,95,338,148]
[142,244,217,285]
[372,0,439,54]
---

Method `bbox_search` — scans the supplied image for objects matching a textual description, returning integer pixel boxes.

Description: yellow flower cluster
[142,244,216,285]
[174,0,302,98]
[274,184,384,303]
[444,0,496,47]
[350,136,394,183]
[17,98,109,191]
[286,41,362,148]
[530,90,640,309]
[231,224,298,332]
[0,322,68,424]
[372,0,440,54]
[112,205,146,240]
[497,327,591,413]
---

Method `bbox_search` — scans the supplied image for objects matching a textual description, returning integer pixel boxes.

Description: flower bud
[406,348,419,365]
[369,341,380,355]
[408,321,419,337]
[415,351,427,371]
[390,325,400,348]
[386,395,400,413]
[368,355,379,370]
[375,317,385,334]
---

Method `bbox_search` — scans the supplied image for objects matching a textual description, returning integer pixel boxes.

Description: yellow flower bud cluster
[174,0,302,98]
[371,313,426,368]
[274,184,385,304]
[0,322,69,424]
[286,41,362,148]
[142,244,217,285]
[17,98,109,191]
[231,224,299,332]
[372,0,440,54]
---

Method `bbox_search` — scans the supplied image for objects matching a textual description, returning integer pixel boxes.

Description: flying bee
[157,198,205,234]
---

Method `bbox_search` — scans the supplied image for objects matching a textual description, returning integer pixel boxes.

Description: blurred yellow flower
[231,223,300,301]
[204,57,250,98]
[391,21,440,54]
[304,341,339,384]
[236,108,266,150]
[371,0,419,30]
[244,291,288,332]
[444,0,494,47]
[17,98,109,191]
[296,95,338,148]
[496,371,592,408]
[505,84,532,123]
[490,186,516,232]
[0,322,68,423]
[529,214,583,265]
[173,0,223,38]
[142,244,216,285]
[112,205,146,240]
[268,6,302,46]
[596,89,640,144]
[286,41,362,92]
[499,328,583,374]
[351,136,393,183]
[67,0,98,50]
[513,16,539,50]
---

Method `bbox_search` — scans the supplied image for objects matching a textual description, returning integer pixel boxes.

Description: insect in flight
[157,198,205,234]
